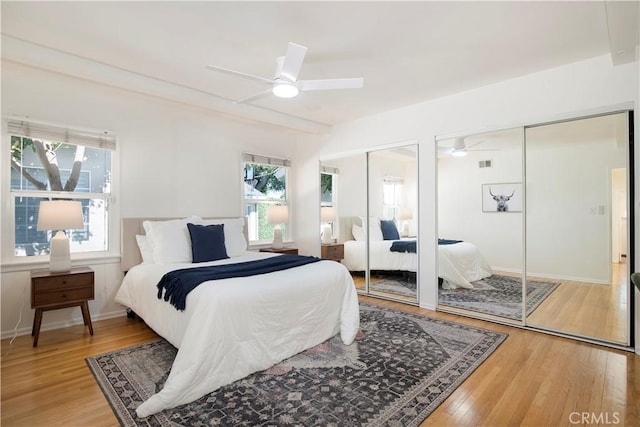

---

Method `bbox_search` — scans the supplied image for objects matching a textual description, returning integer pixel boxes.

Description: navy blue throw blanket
[157,255,322,311]
[390,240,416,253]
[438,239,463,245]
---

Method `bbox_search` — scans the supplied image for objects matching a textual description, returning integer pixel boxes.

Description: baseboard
[1,309,127,340]
[525,271,610,285]
[491,266,610,285]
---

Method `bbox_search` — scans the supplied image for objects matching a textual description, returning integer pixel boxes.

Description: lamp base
[272,226,283,249]
[322,223,333,244]
[401,221,410,238]
[49,230,72,273]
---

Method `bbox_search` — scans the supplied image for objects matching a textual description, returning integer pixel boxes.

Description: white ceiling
[1,1,638,133]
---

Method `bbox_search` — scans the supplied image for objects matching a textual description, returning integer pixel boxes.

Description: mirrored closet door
[436,128,524,323]
[320,152,370,295]
[367,145,419,303]
[525,112,632,345]
[320,143,419,305]
[436,111,633,346]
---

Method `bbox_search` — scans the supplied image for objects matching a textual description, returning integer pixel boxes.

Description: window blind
[7,118,116,151]
[242,153,291,167]
[321,165,339,174]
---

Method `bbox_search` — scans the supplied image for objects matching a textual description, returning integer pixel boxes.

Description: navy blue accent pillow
[187,223,229,263]
[380,220,400,240]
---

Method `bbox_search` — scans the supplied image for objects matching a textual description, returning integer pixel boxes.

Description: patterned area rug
[370,276,417,297]
[439,275,559,320]
[87,303,506,426]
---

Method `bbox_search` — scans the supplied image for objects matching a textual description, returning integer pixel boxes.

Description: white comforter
[438,242,492,289]
[114,251,360,418]
[341,239,491,290]
[342,240,417,272]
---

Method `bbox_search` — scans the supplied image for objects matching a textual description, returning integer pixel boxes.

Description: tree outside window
[243,161,289,243]
[10,135,111,256]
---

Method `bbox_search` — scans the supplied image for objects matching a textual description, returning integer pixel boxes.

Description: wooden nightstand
[321,243,344,261]
[260,247,299,255]
[30,266,95,347]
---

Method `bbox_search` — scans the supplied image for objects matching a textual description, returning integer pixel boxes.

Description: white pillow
[196,218,247,257]
[352,224,365,241]
[143,216,201,263]
[360,216,383,241]
[135,235,154,264]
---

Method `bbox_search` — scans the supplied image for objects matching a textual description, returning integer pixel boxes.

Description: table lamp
[398,208,413,237]
[266,205,288,249]
[321,206,336,244]
[37,200,84,272]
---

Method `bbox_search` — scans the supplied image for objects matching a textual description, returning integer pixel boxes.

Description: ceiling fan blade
[232,88,273,104]
[464,140,486,149]
[206,64,275,84]
[299,78,364,91]
[279,42,307,82]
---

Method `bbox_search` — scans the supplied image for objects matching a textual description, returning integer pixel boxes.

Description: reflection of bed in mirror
[343,239,417,272]
[339,217,417,273]
[438,241,492,289]
[338,216,491,290]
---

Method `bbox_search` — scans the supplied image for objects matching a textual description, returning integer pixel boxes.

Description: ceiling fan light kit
[272,81,299,98]
[207,42,364,104]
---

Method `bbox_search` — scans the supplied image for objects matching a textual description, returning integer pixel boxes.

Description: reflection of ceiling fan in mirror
[440,137,496,157]
[206,42,364,104]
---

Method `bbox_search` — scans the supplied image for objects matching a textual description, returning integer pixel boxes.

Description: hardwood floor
[527,263,629,343]
[438,263,629,344]
[1,297,638,426]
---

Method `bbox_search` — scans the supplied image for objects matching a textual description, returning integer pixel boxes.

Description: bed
[338,216,491,289]
[438,241,493,289]
[114,217,360,417]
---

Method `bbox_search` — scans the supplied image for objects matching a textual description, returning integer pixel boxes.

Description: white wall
[295,55,639,322]
[1,61,299,338]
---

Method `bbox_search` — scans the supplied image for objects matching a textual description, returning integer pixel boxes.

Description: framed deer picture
[482,182,522,212]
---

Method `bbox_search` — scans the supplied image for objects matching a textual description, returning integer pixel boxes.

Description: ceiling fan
[440,137,495,157]
[206,42,364,104]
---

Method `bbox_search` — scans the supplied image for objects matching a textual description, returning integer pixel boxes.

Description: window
[7,119,115,258]
[320,166,338,208]
[242,154,290,244]
[320,165,339,238]
[383,176,403,220]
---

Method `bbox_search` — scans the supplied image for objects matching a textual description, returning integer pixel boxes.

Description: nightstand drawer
[32,272,93,292]
[33,286,94,306]
[260,247,299,255]
[321,244,344,260]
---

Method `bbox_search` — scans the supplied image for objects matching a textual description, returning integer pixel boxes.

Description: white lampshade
[37,200,84,273]
[398,208,413,221]
[321,206,337,223]
[37,200,84,231]
[266,205,289,224]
